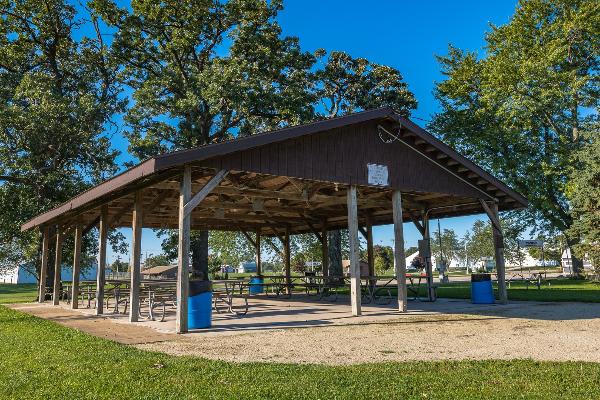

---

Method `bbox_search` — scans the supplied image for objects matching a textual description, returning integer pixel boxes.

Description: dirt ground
[9,299,600,365]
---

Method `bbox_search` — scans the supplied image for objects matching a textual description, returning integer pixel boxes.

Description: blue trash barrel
[188,280,212,329]
[471,273,495,304]
[249,275,264,295]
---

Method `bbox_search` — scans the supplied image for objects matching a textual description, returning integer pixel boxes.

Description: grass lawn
[332,278,600,303]
[1,305,600,399]
[0,283,38,304]
[429,279,600,303]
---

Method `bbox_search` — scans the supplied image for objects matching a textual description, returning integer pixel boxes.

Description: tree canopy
[429,0,599,272]
[0,0,124,276]
[567,118,600,271]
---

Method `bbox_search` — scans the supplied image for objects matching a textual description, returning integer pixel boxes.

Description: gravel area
[138,301,600,365]
[10,300,600,365]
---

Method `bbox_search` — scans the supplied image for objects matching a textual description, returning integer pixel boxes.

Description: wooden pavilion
[21,107,527,333]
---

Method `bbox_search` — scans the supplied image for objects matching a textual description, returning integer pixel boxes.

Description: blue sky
[108,0,519,262]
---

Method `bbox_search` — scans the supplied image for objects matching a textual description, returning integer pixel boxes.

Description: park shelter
[21,107,527,333]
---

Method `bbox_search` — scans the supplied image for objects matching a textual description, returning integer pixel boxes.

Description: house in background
[220,265,236,274]
[141,265,178,280]
[561,249,594,275]
[237,261,257,273]
[0,262,99,284]
[342,260,370,276]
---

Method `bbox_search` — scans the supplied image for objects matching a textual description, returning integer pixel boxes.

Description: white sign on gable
[518,239,544,248]
[367,163,389,186]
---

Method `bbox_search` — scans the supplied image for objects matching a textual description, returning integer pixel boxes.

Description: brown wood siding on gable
[202,121,484,199]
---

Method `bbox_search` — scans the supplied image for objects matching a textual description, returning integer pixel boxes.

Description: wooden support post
[422,212,435,301]
[52,228,64,306]
[347,185,361,316]
[264,237,285,259]
[176,166,192,333]
[96,205,108,315]
[129,191,143,322]
[491,202,507,304]
[71,224,82,309]
[38,226,50,303]
[392,190,407,312]
[284,227,291,295]
[321,224,328,278]
[255,230,262,275]
[183,169,228,217]
[366,214,374,277]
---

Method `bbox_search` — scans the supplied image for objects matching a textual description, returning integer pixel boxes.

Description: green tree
[405,246,418,256]
[0,0,124,282]
[463,218,526,268]
[91,0,315,279]
[208,231,255,269]
[568,119,600,271]
[430,0,600,274]
[313,50,417,278]
[431,228,461,267]
[143,254,170,269]
[111,258,129,273]
[373,244,394,274]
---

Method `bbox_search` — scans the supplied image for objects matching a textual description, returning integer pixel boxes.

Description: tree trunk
[45,244,56,299]
[190,230,209,280]
[328,230,343,281]
[566,237,583,277]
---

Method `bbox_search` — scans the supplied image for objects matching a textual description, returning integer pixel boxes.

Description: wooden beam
[422,213,435,301]
[82,216,100,236]
[52,228,64,306]
[129,190,143,322]
[108,202,134,227]
[347,185,361,316]
[145,189,176,216]
[212,185,307,202]
[284,226,291,295]
[298,213,323,243]
[38,226,50,303]
[264,237,284,259]
[176,166,192,333]
[71,224,82,309]
[413,193,449,202]
[241,230,256,247]
[490,202,507,304]
[96,205,108,315]
[479,199,502,232]
[392,191,407,312]
[409,213,425,236]
[358,226,368,239]
[183,170,228,217]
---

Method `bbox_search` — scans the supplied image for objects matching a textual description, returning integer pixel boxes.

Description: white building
[561,249,594,274]
[237,261,257,273]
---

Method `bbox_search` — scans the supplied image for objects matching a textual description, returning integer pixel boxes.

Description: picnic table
[358,274,428,304]
[64,280,96,308]
[105,280,131,314]
[139,280,177,321]
[212,279,248,316]
[248,273,430,303]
